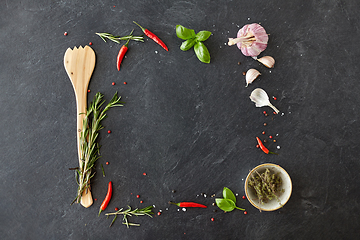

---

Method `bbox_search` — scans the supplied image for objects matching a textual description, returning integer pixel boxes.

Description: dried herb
[71,92,124,205]
[248,168,284,206]
[96,32,144,44]
[106,206,154,228]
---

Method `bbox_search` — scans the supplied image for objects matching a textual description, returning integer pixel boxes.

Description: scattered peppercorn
[242,72,246,75]
[263,123,267,126]
[273,139,277,143]
[64,32,68,36]
[172,190,176,193]
[124,82,127,84]
[89,42,93,45]
[108,130,111,134]
[238,62,241,65]
[256,144,260,148]
[263,111,267,114]
[157,212,161,216]
[112,82,115,85]
[115,207,119,211]
[94,198,97,201]
[213,209,217,212]
[106,162,109,165]
[143,172,147,176]
[87,89,91,93]
[263,139,267,143]
[136,195,140,198]
[242,196,246,199]
[262,131,265,135]
[269,135,273,139]
[212,202,216,206]
[211,218,215,221]
[265,113,268,116]
[140,200,143,203]
[244,211,248,215]
[273,112,277,115]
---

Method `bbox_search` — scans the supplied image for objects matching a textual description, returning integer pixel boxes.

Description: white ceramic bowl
[245,163,292,211]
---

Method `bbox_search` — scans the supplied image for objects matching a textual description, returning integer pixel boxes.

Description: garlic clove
[257,56,275,68]
[245,69,261,87]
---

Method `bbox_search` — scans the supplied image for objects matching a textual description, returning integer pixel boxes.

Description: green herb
[215,187,245,212]
[101,164,105,177]
[176,25,211,63]
[71,92,124,205]
[105,206,154,228]
[248,168,283,206]
[96,32,144,44]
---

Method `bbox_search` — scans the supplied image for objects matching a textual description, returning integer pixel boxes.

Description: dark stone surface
[1,0,360,239]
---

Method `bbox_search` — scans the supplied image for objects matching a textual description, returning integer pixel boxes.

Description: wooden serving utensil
[64,45,96,208]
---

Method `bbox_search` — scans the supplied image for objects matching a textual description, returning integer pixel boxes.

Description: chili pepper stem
[133,21,146,32]
[168,201,180,207]
[98,209,103,217]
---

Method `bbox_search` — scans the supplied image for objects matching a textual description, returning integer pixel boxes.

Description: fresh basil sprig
[176,25,211,63]
[215,187,245,212]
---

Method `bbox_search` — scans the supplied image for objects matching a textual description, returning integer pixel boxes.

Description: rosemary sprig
[105,206,154,228]
[71,92,124,205]
[96,32,144,44]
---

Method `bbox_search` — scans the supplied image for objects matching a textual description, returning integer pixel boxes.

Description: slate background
[1,0,360,239]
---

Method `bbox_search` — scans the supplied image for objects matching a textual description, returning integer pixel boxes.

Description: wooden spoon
[64,45,96,208]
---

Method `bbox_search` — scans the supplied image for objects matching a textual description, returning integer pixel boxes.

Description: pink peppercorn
[108,130,111,134]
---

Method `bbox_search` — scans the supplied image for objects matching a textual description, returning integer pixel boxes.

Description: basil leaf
[215,198,236,212]
[180,38,196,51]
[176,25,196,40]
[195,31,212,41]
[223,187,237,204]
[194,42,210,63]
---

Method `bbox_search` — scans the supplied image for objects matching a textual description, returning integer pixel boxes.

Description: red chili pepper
[98,181,113,216]
[133,21,168,51]
[169,201,207,208]
[117,37,131,71]
[256,137,278,155]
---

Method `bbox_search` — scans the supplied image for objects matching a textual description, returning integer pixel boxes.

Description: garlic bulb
[228,23,268,57]
[257,56,275,68]
[245,69,261,87]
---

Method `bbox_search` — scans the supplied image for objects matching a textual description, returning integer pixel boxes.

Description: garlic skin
[245,69,261,87]
[257,56,275,68]
[228,23,268,57]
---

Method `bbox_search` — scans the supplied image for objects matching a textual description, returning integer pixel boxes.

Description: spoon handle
[268,103,280,114]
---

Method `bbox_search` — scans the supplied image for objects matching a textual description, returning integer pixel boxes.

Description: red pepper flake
[106,162,109,165]
[143,172,147,176]
[112,82,115,86]
[157,212,161,216]
[242,195,246,199]
[64,32,68,36]
[115,207,119,211]
[108,130,111,134]
[244,211,248,215]
[136,195,140,198]
[211,218,215,221]
[89,42,93,45]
